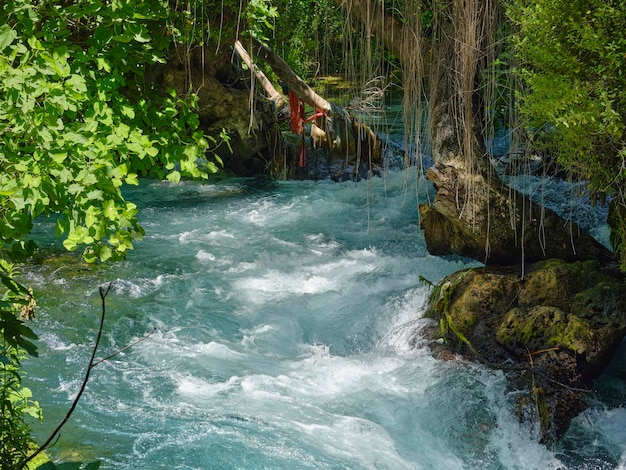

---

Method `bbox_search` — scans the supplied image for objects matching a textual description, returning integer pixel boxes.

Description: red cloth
[289,90,312,168]
[289,90,303,134]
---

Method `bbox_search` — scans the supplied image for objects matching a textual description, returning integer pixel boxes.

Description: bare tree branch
[91,326,156,368]
[20,283,155,468]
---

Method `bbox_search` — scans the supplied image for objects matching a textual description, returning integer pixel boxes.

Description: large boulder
[418,163,615,265]
[421,259,626,443]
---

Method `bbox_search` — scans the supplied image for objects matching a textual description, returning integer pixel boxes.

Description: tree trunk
[339,0,614,267]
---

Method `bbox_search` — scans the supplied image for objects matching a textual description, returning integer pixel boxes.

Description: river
[23,169,626,469]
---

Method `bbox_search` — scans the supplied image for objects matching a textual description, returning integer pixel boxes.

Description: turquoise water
[23,169,625,469]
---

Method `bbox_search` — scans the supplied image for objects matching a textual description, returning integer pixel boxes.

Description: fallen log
[235,37,383,180]
[234,40,285,109]
[248,36,336,116]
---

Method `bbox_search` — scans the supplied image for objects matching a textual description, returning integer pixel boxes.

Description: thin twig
[21,283,155,467]
[20,283,112,467]
[22,283,113,467]
[91,326,157,367]
[532,370,592,394]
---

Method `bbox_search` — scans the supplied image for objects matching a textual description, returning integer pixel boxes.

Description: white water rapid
[23,169,625,469]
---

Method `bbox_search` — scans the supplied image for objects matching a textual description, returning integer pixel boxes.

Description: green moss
[547,315,591,354]
[497,305,592,354]
[427,270,471,316]
[27,451,50,469]
[533,258,566,270]
[497,307,533,347]
[450,302,476,332]
[425,269,484,354]
[426,269,472,326]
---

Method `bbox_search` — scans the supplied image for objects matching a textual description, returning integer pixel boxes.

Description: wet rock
[418,163,615,265]
[421,259,626,443]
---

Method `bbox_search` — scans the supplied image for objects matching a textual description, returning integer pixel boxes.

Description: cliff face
[422,259,626,443]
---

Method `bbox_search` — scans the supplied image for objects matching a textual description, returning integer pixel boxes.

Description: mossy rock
[422,258,626,442]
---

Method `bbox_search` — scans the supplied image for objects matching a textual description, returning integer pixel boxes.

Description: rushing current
[23,169,626,469]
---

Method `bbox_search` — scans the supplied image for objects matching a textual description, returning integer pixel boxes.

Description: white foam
[240,324,276,348]
[583,406,626,461]
[56,377,83,401]
[189,341,244,360]
[113,275,170,298]
[279,345,413,398]
[225,261,257,273]
[291,415,420,470]
[232,251,384,304]
[487,387,565,470]
[195,250,216,261]
[175,374,240,399]
[39,332,76,352]
[242,199,293,226]
[178,228,236,245]
[234,271,336,302]
[379,287,433,355]
[305,233,342,254]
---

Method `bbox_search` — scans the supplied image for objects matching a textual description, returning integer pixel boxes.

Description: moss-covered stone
[496,306,592,354]
[421,259,626,443]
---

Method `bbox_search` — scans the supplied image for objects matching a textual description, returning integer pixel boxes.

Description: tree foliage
[1,262,41,469]
[0,0,225,265]
[3,0,625,464]
[507,0,626,262]
[258,0,347,79]
[0,0,232,465]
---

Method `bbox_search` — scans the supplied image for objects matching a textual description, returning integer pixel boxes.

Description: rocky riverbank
[419,259,626,443]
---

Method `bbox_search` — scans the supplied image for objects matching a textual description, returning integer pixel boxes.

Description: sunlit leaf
[0,25,17,52]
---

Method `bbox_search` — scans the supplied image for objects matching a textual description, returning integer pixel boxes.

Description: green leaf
[121,105,135,119]
[127,23,151,43]
[115,123,131,139]
[51,152,68,164]
[0,271,29,296]
[166,170,181,184]
[63,232,82,251]
[99,245,112,262]
[102,199,117,220]
[145,146,159,157]
[0,25,17,52]
[65,74,88,94]
[96,57,111,72]
[0,314,39,357]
